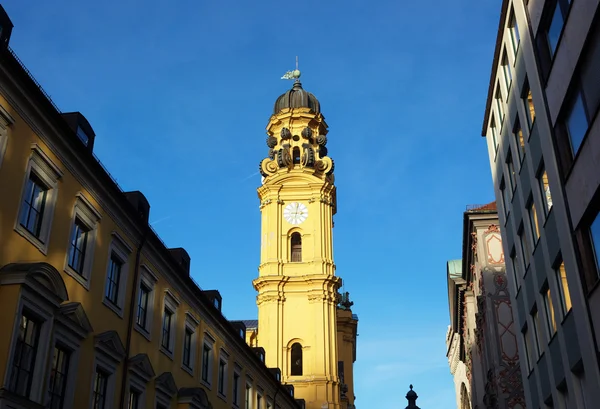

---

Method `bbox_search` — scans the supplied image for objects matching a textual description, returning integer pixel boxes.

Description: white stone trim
[201,332,215,388]
[88,358,118,409]
[14,145,62,255]
[0,104,13,170]
[63,193,101,290]
[102,234,132,318]
[182,312,199,375]
[47,323,84,409]
[134,265,158,341]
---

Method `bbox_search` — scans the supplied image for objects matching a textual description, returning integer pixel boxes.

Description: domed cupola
[273,71,320,114]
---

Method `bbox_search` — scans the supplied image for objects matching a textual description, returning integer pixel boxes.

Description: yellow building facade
[0,8,303,409]
[249,74,358,409]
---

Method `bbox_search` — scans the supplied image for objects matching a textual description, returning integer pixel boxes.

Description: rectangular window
[506,152,517,194]
[92,368,108,409]
[257,394,263,409]
[218,359,226,395]
[496,86,505,125]
[136,284,150,328]
[538,168,553,214]
[128,389,139,409]
[202,344,211,383]
[19,173,48,238]
[528,200,541,244]
[500,179,510,215]
[532,309,543,357]
[513,117,525,163]
[502,52,512,91]
[590,214,600,280]
[76,126,89,146]
[233,373,240,406]
[546,0,571,58]
[556,261,572,315]
[509,8,521,56]
[9,313,40,397]
[519,226,531,268]
[183,329,193,369]
[510,248,520,289]
[246,384,252,409]
[544,287,557,337]
[522,81,536,129]
[566,89,589,156]
[67,218,89,275]
[48,345,71,409]
[104,254,122,306]
[523,327,533,372]
[491,115,499,153]
[161,309,173,351]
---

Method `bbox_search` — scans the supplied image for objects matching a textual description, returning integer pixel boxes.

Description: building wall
[481,0,600,407]
[447,208,526,409]
[0,27,299,409]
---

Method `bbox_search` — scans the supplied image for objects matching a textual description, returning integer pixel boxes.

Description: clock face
[283,202,308,225]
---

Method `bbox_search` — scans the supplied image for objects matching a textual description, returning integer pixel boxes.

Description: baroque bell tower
[252,69,350,409]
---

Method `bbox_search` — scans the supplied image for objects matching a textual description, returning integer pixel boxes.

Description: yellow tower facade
[253,76,351,409]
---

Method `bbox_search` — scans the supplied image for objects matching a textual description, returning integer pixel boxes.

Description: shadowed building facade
[481,0,600,407]
[243,73,359,409]
[446,203,526,409]
[0,7,302,409]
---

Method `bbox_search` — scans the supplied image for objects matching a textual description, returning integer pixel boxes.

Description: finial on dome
[410,385,413,390]
[281,56,301,81]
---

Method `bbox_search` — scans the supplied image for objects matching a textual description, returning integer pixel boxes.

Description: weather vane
[281,56,301,81]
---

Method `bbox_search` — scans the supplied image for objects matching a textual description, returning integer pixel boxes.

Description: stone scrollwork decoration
[266,136,277,148]
[319,146,328,158]
[268,148,275,160]
[317,134,327,146]
[302,144,316,168]
[315,156,334,175]
[260,157,279,177]
[280,127,292,140]
[277,146,292,169]
[301,126,313,140]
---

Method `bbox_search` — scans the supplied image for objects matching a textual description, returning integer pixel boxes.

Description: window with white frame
[90,331,126,409]
[134,266,157,340]
[201,332,215,385]
[102,233,132,317]
[64,193,101,288]
[233,366,242,407]
[217,349,229,397]
[537,166,553,214]
[0,104,14,170]
[495,85,505,125]
[245,382,253,409]
[508,7,521,57]
[490,114,499,154]
[15,145,62,254]
[502,51,512,91]
[160,290,180,358]
[182,312,199,374]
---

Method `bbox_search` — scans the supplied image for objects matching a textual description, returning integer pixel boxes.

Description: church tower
[252,70,353,409]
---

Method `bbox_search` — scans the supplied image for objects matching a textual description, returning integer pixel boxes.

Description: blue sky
[4,0,499,407]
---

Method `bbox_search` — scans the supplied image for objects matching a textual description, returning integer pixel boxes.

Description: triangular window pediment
[94,330,125,362]
[128,353,155,383]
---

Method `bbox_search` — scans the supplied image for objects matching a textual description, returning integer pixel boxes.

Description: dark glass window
[19,173,48,238]
[566,90,589,155]
[161,309,173,351]
[92,368,108,409]
[68,219,89,275]
[291,233,302,262]
[128,389,139,409]
[290,343,303,376]
[201,344,211,382]
[9,313,40,397]
[105,254,122,305]
[136,284,150,328]
[233,372,240,405]
[513,117,525,163]
[183,328,193,369]
[509,8,521,56]
[76,126,89,146]
[48,345,71,409]
[218,359,226,395]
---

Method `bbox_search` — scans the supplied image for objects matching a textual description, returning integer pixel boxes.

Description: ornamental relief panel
[485,232,504,265]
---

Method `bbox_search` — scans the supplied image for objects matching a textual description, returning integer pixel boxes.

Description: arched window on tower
[290,343,303,376]
[291,233,302,262]
[293,147,301,164]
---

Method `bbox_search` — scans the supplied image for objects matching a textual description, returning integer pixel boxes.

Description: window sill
[134,324,151,342]
[542,206,554,228]
[560,308,573,325]
[14,224,48,255]
[160,346,174,361]
[527,118,536,141]
[218,393,227,402]
[64,265,90,290]
[200,379,212,390]
[182,364,194,377]
[102,298,124,318]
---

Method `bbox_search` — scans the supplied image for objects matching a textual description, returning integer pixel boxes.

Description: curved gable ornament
[0,262,69,304]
